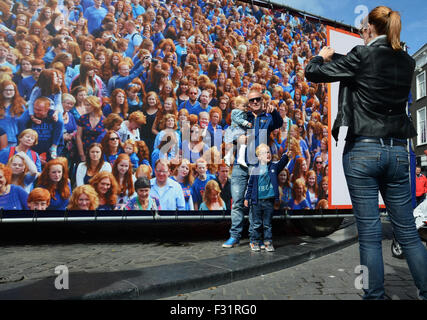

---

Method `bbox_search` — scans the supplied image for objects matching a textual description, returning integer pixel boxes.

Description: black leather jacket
[305,36,416,142]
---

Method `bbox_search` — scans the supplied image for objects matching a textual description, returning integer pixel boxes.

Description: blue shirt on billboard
[190,174,216,208]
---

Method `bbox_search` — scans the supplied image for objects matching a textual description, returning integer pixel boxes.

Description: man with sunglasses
[18,59,45,100]
[178,86,200,113]
[223,89,283,248]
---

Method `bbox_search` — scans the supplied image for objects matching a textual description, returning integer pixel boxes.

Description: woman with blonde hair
[199,180,226,210]
[67,185,99,210]
[7,152,39,193]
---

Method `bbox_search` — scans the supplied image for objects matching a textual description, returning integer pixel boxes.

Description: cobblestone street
[162,220,423,300]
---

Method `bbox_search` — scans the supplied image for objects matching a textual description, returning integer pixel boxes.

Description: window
[417,107,427,145]
[417,71,426,100]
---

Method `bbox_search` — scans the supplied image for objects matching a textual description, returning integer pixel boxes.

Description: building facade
[410,43,427,170]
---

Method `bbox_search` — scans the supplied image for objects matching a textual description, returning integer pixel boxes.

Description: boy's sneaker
[250,242,261,252]
[259,241,265,250]
[264,241,275,252]
[222,237,239,248]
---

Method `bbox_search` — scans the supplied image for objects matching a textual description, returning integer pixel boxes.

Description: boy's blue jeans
[343,139,427,300]
[249,198,274,242]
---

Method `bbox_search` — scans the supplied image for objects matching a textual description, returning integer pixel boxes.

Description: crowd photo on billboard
[0,0,331,213]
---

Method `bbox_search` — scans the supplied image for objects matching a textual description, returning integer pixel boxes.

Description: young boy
[244,144,289,252]
[27,188,51,210]
[190,158,216,210]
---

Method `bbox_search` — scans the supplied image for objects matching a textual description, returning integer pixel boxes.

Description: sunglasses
[316,161,323,164]
[109,137,120,141]
[32,68,42,72]
[358,25,368,37]
[249,96,261,103]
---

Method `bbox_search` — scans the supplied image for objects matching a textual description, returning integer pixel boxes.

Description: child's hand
[244,199,249,207]
[247,122,252,128]
[52,111,59,122]
[30,115,42,125]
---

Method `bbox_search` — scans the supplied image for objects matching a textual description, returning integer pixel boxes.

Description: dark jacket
[305,36,416,141]
[242,109,284,166]
[245,152,289,205]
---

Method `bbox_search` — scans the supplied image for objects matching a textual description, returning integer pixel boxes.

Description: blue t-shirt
[287,198,311,210]
[0,105,21,145]
[40,182,71,210]
[258,165,275,200]
[0,184,28,210]
[190,174,216,207]
[84,6,108,34]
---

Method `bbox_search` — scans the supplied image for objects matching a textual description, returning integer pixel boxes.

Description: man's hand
[52,110,59,122]
[318,46,335,62]
[30,115,42,125]
[265,103,275,114]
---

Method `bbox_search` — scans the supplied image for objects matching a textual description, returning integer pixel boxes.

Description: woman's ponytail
[369,6,403,51]
[387,10,402,51]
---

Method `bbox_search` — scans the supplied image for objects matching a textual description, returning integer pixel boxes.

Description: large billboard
[0,0,371,221]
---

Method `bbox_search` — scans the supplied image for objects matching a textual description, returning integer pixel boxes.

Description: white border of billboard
[328,28,385,208]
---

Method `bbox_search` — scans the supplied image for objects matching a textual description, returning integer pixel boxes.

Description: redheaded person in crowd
[37,158,71,210]
[27,187,51,210]
[89,171,119,210]
[112,153,136,208]
[67,184,99,210]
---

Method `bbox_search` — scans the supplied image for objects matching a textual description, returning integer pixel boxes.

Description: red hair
[38,159,71,200]
[0,80,25,118]
[89,171,119,206]
[0,163,12,184]
[112,153,135,196]
[109,88,128,117]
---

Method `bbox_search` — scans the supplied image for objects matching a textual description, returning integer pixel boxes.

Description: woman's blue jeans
[343,140,427,300]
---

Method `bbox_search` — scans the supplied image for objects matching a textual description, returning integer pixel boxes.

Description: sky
[270,0,427,55]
